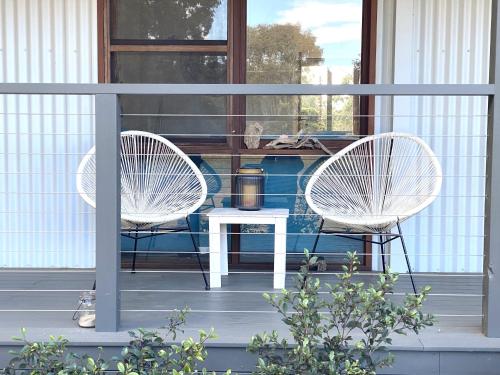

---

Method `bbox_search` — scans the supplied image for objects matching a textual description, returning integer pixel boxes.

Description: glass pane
[238,156,364,265]
[112,52,227,137]
[112,52,227,83]
[110,0,228,42]
[246,0,362,139]
[245,94,360,141]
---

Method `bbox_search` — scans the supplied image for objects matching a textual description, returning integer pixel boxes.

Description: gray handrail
[0,83,494,96]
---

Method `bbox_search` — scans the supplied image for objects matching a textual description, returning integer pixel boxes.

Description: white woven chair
[76,130,209,289]
[305,132,442,293]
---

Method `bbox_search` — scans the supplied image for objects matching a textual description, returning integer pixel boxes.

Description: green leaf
[117,362,126,373]
[86,357,95,368]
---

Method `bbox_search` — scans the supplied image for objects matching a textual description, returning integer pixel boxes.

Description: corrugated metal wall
[387,0,490,272]
[0,0,97,267]
[0,0,491,272]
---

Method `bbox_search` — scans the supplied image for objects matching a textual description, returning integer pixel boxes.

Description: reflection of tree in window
[247,23,360,136]
[247,24,322,137]
[247,24,322,84]
[111,0,225,41]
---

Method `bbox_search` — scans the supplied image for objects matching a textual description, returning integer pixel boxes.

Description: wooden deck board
[0,270,483,334]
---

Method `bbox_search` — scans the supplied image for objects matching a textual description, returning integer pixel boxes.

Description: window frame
[97,0,377,271]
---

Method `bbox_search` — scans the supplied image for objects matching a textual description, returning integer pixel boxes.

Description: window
[101,0,231,146]
[99,0,375,145]
[110,0,228,42]
[98,0,376,270]
[246,0,370,142]
[113,52,228,139]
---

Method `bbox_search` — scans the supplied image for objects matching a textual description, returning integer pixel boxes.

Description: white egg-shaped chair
[305,133,442,293]
[77,130,209,289]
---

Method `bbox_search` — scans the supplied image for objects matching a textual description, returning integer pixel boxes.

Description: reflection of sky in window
[248,0,362,81]
[206,0,228,40]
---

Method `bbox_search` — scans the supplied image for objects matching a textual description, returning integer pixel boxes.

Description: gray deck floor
[4,269,500,375]
[0,269,492,351]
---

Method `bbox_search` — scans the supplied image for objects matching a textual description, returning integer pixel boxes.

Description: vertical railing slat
[95,94,121,332]
[483,0,500,338]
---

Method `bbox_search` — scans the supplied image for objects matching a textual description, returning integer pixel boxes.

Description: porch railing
[0,81,496,337]
[2,0,500,333]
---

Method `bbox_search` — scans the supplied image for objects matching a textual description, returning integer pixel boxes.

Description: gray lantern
[235,167,265,210]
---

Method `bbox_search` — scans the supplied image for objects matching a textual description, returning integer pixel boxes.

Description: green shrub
[248,251,434,375]
[1,328,108,375]
[2,310,230,375]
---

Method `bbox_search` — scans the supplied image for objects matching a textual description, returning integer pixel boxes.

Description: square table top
[207,207,289,218]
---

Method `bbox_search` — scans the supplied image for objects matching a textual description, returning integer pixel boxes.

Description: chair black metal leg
[311,218,325,256]
[145,227,156,262]
[396,221,417,295]
[132,229,139,273]
[187,217,210,290]
[379,235,387,274]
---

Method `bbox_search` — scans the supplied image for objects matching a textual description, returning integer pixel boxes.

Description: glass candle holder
[235,167,265,210]
[77,290,96,328]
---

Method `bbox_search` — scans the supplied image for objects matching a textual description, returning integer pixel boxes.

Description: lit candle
[242,180,257,208]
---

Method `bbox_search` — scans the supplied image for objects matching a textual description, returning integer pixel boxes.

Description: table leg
[274,218,287,289]
[220,223,229,276]
[209,218,221,288]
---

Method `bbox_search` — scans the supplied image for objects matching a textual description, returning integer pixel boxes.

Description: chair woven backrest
[305,133,442,232]
[76,131,207,227]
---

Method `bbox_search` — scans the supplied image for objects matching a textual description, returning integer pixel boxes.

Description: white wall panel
[387,0,490,272]
[0,0,97,267]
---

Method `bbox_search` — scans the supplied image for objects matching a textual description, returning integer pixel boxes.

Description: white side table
[207,208,289,289]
